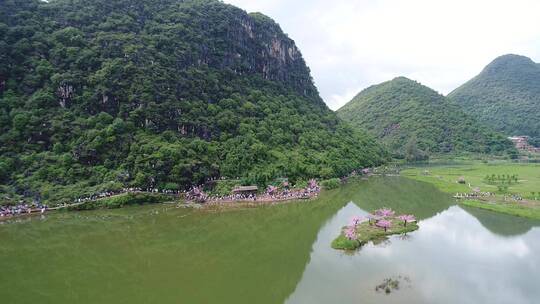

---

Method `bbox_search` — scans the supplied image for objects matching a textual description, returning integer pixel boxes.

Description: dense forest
[337,77,516,160]
[449,54,540,142]
[0,0,387,204]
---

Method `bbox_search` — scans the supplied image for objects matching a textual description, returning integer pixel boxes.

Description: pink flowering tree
[188,186,207,203]
[375,208,395,218]
[267,185,278,195]
[191,186,202,196]
[344,225,357,240]
[349,215,364,227]
[397,215,416,226]
[375,219,392,232]
[308,179,318,189]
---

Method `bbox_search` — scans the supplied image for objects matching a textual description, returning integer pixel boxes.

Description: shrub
[207,180,240,196]
[321,178,340,190]
[69,193,169,210]
[497,185,509,194]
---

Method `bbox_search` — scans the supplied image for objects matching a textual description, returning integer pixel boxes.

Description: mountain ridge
[337,77,515,158]
[448,54,540,140]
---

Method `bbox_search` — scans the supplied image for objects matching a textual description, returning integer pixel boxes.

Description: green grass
[332,218,419,250]
[462,200,540,220]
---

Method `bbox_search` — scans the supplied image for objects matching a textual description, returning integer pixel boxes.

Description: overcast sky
[224,0,540,110]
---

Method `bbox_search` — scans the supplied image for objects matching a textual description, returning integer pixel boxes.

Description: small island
[332,208,418,250]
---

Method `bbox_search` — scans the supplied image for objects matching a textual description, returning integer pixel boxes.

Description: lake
[1,177,539,304]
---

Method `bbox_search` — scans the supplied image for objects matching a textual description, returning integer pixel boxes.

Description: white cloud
[328,88,359,111]
[224,0,540,110]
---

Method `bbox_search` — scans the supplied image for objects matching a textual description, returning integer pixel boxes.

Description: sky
[224,0,540,110]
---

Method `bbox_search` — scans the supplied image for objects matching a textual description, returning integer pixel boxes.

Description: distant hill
[448,54,540,142]
[0,0,387,203]
[337,77,515,159]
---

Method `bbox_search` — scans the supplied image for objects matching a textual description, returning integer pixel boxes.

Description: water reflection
[1,177,539,304]
[286,203,540,304]
[461,205,540,236]
[337,176,454,220]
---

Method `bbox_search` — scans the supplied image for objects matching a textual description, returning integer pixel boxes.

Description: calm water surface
[1,177,539,303]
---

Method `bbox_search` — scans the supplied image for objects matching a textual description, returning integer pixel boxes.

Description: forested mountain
[337,77,515,159]
[448,54,540,143]
[0,0,387,203]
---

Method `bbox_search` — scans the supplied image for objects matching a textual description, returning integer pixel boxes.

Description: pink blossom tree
[375,208,395,218]
[267,185,278,195]
[308,179,318,189]
[344,226,357,240]
[349,215,364,227]
[397,215,416,226]
[188,186,207,203]
[375,219,392,232]
[376,208,395,218]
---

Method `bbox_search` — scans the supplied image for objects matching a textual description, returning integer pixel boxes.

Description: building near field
[508,136,540,153]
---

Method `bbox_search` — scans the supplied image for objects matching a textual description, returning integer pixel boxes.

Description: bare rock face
[0,75,6,93]
[43,2,320,118]
[57,83,74,108]
[191,9,317,99]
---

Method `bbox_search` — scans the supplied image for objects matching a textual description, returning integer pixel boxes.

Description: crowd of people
[201,179,321,204]
[185,187,209,202]
[455,192,527,202]
[507,194,524,201]
[208,193,258,202]
[2,168,375,215]
[183,169,382,204]
[454,192,494,199]
[1,187,183,218]
[0,203,48,218]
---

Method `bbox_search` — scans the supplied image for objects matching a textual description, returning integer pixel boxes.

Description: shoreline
[460,198,540,220]
[198,188,319,206]
[1,168,378,219]
[0,189,322,221]
[202,194,317,208]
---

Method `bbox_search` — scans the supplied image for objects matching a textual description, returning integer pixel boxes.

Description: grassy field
[401,161,540,219]
[402,162,540,198]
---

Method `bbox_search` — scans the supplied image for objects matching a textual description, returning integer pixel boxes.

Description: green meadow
[402,162,540,197]
[402,161,540,219]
